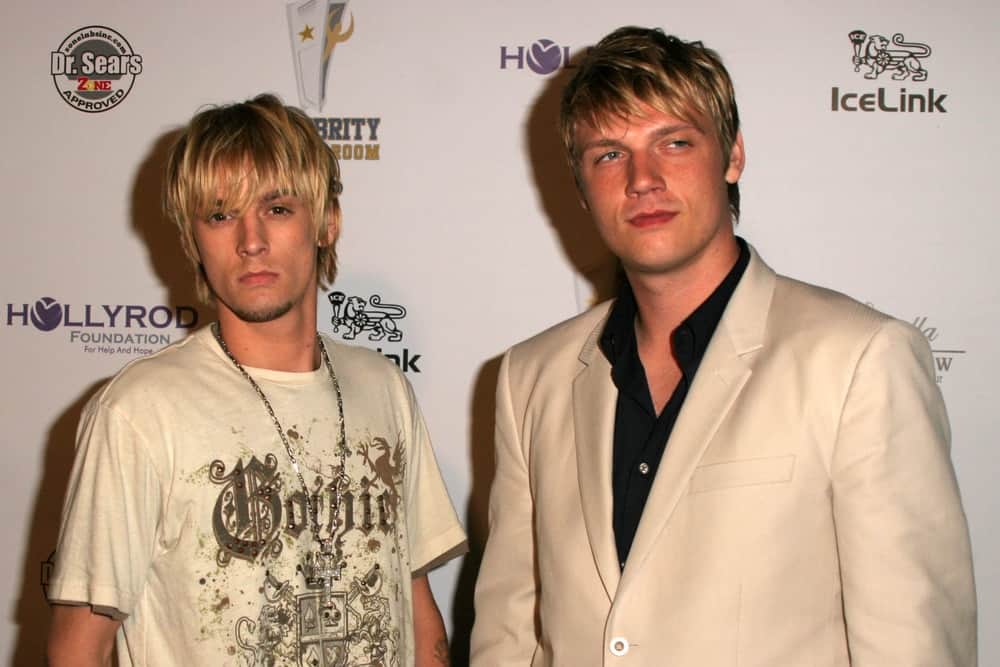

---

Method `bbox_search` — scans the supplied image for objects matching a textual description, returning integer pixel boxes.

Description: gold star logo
[299,24,315,41]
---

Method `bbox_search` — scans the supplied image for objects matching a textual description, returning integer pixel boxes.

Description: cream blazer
[471,248,976,666]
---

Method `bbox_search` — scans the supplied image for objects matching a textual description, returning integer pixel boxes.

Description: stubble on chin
[209,286,297,324]
[228,300,296,323]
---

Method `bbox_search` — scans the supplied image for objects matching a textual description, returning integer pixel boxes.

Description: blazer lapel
[622,248,777,579]
[573,308,621,601]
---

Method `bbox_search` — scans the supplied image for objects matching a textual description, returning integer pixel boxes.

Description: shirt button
[638,462,650,475]
[609,636,629,656]
[673,326,695,358]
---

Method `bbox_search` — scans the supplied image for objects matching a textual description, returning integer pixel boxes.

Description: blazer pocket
[689,455,796,494]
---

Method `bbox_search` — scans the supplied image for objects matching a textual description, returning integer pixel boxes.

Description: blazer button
[609,636,629,656]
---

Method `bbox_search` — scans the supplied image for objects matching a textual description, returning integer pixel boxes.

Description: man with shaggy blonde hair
[472,27,975,666]
[163,94,341,304]
[47,94,466,666]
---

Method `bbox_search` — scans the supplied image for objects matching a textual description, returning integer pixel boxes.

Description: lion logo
[849,30,931,81]
[328,292,406,342]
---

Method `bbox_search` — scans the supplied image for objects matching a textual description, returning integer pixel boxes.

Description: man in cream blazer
[470,27,976,666]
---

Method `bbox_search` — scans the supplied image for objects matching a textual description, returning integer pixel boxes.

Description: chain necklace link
[212,322,349,606]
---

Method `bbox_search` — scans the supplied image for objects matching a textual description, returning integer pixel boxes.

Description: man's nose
[237,212,268,257]
[625,152,665,197]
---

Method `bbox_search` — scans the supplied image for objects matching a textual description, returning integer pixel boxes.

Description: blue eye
[596,150,623,164]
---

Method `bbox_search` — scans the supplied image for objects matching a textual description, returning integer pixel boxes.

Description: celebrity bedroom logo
[5,297,198,355]
[326,291,421,372]
[832,30,946,113]
[286,0,380,161]
[500,39,575,75]
[50,26,142,113]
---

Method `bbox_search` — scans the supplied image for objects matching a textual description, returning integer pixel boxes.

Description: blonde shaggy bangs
[164,94,342,303]
[560,27,741,218]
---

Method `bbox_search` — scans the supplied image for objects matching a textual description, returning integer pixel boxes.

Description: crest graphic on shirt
[299,589,351,666]
[235,573,298,664]
[347,563,397,665]
[233,566,397,666]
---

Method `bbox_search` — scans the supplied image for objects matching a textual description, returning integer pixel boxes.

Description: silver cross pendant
[304,538,345,610]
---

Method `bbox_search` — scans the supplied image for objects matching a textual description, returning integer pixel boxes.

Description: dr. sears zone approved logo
[50,26,142,113]
[327,291,422,372]
[832,30,947,113]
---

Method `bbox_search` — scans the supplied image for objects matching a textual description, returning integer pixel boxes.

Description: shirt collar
[599,237,751,378]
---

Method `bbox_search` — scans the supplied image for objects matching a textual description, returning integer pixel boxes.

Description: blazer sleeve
[831,318,977,665]
[470,350,540,665]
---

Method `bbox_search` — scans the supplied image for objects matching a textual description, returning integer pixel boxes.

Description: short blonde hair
[560,27,741,218]
[163,93,342,303]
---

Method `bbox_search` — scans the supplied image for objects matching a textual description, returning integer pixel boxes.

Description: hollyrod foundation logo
[286,0,380,161]
[50,26,142,113]
[326,291,422,372]
[832,29,947,113]
[500,39,575,75]
[6,297,198,356]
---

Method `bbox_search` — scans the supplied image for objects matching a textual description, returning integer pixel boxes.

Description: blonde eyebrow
[649,123,703,139]
[260,190,287,202]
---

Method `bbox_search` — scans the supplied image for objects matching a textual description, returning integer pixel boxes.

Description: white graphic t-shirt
[48,326,466,666]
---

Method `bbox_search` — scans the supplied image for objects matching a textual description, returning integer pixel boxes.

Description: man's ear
[725,130,745,184]
[319,208,339,247]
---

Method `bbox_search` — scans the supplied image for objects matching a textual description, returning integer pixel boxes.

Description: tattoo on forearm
[433,638,450,665]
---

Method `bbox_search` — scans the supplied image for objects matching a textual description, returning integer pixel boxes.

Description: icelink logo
[327,291,421,372]
[50,26,142,113]
[6,297,198,355]
[831,30,947,113]
[500,39,574,75]
[286,0,380,161]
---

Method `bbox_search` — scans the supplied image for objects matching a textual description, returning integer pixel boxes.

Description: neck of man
[215,298,321,373]
[628,235,740,354]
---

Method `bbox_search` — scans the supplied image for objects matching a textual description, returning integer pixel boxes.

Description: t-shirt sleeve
[47,394,165,619]
[398,376,467,574]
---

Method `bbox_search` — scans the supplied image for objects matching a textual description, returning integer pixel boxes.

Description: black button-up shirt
[599,239,750,568]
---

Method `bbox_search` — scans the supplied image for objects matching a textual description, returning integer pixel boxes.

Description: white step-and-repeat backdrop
[3,1,997,663]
